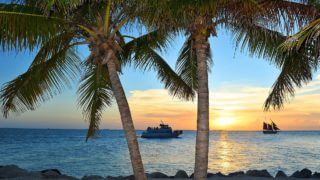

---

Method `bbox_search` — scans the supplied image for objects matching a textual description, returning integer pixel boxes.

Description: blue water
[0,129,319,178]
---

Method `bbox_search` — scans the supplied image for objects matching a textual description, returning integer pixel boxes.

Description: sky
[0,28,320,131]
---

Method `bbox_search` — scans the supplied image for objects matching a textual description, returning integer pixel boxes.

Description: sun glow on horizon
[212,117,235,127]
[118,81,320,131]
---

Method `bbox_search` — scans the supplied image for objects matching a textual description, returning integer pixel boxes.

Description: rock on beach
[1,165,320,179]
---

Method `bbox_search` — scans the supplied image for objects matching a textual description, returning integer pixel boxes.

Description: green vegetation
[0,0,319,180]
[138,0,318,179]
[0,1,193,179]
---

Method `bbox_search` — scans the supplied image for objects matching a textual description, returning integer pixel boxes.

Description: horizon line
[0,127,320,132]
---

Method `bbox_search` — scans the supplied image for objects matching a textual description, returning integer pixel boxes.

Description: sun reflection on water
[209,131,246,174]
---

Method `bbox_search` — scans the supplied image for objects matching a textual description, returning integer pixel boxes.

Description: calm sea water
[0,129,319,178]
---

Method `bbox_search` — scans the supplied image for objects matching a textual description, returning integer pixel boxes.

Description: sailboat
[263,120,280,134]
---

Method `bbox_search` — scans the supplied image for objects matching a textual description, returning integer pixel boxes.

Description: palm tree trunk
[193,21,210,180]
[105,57,146,180]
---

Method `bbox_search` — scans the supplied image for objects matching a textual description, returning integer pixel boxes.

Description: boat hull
[263,130,278,134]
[141,131,183,139]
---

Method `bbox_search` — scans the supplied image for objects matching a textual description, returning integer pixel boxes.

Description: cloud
[127,89,197,130]
[124,78,320,131]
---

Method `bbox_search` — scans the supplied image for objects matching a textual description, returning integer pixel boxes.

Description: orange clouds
[119,76,320,131]
[128,89,197,130]
[97,75,320,131]
[219,84,320,130]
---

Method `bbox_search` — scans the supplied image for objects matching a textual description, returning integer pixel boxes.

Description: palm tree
[263,2,320,110]
[138,0,318,179]
[141,2,259,178]
[0,1,194,179]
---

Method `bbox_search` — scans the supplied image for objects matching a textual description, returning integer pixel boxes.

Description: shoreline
[1,165,320,179]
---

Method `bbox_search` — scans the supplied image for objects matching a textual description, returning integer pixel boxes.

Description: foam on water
[0,129,319,177]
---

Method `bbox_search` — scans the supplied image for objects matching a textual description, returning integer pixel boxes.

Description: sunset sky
[0,29,320,131]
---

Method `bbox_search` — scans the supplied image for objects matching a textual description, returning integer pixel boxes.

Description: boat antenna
[161,120,164,125]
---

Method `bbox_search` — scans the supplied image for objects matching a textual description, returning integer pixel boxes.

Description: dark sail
[266,124,273,130]
[272,122,280,130]
[263,122,268,130]
[263,120,279,134]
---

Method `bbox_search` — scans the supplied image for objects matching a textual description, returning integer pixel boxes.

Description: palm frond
[263,17,320,110]
[257,0,318,33]
[104,0,111,33]
[230,22,288,67]
[0,3,64,51]
[18,0,91,14]
[264,51,315,110]
[78,25,97,38]
[122,30,172,55]
[176,35,212,91]
[230,20,319,110]
[30,32,76,66]
[110,17,129,37]
[282,18,320,51]
[77,63,113,141]
[139,48,195,100]
[0,47,81,117]
[121,30,173,67]
[122,30,195,100]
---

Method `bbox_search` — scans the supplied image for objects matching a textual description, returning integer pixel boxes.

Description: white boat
[141,122,182,138]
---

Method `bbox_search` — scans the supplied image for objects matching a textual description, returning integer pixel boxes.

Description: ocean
[0,129,319,178]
